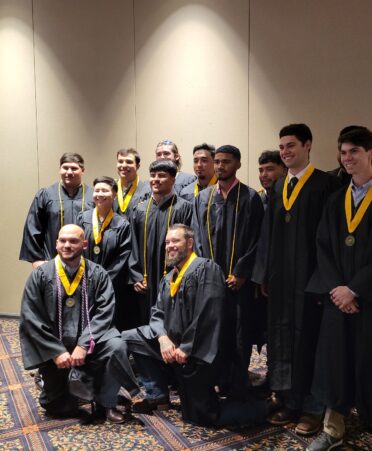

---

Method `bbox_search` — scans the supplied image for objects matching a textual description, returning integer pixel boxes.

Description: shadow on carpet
[1,317,371,450]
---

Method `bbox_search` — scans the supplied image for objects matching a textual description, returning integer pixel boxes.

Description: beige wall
[1,0,372,314]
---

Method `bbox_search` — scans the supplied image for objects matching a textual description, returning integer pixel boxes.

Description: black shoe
[106,408,127,424]
[132,396,170,414]
[306,432,343,451]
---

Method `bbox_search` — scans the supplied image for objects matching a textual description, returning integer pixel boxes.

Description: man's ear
[82,239,88,250]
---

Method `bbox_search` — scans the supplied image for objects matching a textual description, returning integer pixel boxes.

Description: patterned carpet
[1,317,371,450]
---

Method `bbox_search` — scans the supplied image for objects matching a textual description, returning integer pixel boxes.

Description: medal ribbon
[282,164,315,211]
[92,208,114,245]
[207,182,241,277]
[194,175,217,197]
[170,252,197,297]
[56,255,85,296]
[345,184,372,233]
[118,176,139,213]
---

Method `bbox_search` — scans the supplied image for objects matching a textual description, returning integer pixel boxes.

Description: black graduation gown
[122,257,226,425]
[252,170,340,394]
[19,183,94,262]
[307,186,372,422]
[179,181,197,202]
[192,182,264,368]
[76,209,132,330]
[128,194,192,324]
[174,171,196,194]
[113,180,151,222]
[19,259,119,371]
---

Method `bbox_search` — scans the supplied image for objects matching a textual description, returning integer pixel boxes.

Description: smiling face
[165,228,193,268]
[117,153,138,184]
[193,150,215,184]
[149,170,175,197]
[93,182,116,210]
[279,135,311,173]
[214,152,241,182]
[59,162,84,190]
[155,144,179,164]
[340,142,372,177]
[258,162,287,190]
[56,225,87,264]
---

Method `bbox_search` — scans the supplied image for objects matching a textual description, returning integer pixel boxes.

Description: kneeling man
[20,225,138,423]
[110,224,275,426]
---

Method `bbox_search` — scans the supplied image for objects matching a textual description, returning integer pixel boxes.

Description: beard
[166,247,189,268]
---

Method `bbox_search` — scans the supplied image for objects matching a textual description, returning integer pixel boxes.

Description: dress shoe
[132,396,170,414]
[295,413,322,436]
[267,406,299,425]
[106,408,126,424]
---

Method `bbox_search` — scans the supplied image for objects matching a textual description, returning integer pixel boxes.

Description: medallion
[65,297,75,308]
[284,212,291,223]
[93,245,101,255]
[345,235,355,247]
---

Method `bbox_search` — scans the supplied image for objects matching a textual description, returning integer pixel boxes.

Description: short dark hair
[338,125,370,139]
[116,148,141,165]
[215,145,241,161]
[168,223,194,240]
[258,150,285,167]
[338,128,372,151]
[279,123,312,145]
[60,153,84,168]
[193,143,215,157]
[93,176,118,193]
[149,160,177,177]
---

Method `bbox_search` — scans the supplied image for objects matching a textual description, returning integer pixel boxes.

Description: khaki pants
[323,408,345,439]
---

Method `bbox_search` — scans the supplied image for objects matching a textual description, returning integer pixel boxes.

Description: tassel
[87,337,95,355]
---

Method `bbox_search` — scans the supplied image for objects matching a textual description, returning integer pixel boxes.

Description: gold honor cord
[143,195,176,284]
[282,164,315,211]
[92,208,114,245]
[170,252,197,297]
[58,182,86,229]
[194,175,218,197]
[118,176,139,213]
[345,184,372,233]
[56,255,85,296]
[207,182,241,277]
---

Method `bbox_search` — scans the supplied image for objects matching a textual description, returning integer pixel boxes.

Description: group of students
[18,126,372,451]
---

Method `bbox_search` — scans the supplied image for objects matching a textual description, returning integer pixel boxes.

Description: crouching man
[110,224,276,426]
[20,225,138,423]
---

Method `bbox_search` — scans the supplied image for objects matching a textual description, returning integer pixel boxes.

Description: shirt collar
[152,190,175,207]
[216,177,239,196]
[288,163,310,181]
[351,177,372,192]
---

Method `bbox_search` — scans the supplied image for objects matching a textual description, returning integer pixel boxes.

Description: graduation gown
[19,183,94,262]
[122,257,226,425]
[20,259,118,371]
[113,180,151,222]
[192,182,264,369]
[174,171,196,194]
[307,186,372,422]
[128,194,192,324]
[179,181,197,202]
[252,169,340,394]
[77,209,132,330]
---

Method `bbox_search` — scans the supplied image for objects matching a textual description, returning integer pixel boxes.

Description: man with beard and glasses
[179,143,217,202]
[109,224,278,426]
[192,145,264,399]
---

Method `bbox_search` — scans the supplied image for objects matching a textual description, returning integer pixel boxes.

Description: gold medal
[93,245,101,255]
[65,297,75,307]
[345,235,355,247]
[285,212,291,223]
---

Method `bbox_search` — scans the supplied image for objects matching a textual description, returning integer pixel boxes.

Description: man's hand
[330,286,359,314]
[226,275,246,291]
[32,261,46,269]
[70,346,87,367]
[158,336,176,363]
[134,280,148,294]
[174,348,188,364]
[54,352,72,369]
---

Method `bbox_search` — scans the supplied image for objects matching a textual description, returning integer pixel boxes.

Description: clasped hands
[158,336,187,364]
[330,286,359,314]
[53,345,87,369]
